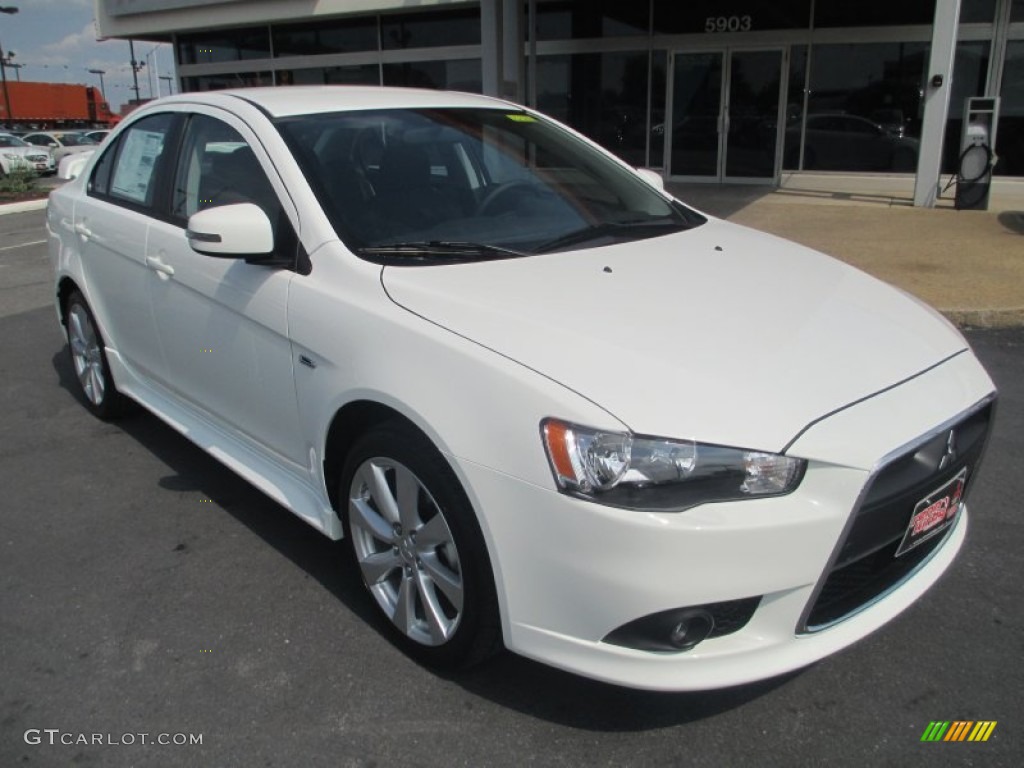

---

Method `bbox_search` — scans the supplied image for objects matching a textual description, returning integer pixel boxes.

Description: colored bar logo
[921,721,997,742]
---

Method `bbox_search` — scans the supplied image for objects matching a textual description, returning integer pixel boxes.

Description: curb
[0,198,48,215]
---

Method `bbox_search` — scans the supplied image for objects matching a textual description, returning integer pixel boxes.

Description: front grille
[801,399,994,632]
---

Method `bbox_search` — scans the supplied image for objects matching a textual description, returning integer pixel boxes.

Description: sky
[2,0,174,111]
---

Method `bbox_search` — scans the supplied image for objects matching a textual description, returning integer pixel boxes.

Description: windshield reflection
[276,107,703,259]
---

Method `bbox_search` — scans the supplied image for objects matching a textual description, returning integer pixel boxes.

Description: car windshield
[0,134,28,147]
[276,107,704,260]
[60,134,99,147]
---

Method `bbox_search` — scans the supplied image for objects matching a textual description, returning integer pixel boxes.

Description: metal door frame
[666,46,789,185]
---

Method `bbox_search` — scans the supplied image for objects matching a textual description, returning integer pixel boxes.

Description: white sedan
[46,87,995,691]
[0,132,54,175]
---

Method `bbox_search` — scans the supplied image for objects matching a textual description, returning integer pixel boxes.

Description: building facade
[97,0,1024,201]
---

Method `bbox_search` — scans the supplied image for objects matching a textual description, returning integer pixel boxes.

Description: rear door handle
[145,255,175,277]
[74,222,93,240]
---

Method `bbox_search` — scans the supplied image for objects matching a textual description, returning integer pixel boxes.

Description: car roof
[149,86,515,119]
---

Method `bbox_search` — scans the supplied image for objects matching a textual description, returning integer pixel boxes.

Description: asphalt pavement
[1,209,1022,767]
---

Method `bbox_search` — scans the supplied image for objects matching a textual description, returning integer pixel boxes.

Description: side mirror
[636,168,665,191]
[186,203,274,258]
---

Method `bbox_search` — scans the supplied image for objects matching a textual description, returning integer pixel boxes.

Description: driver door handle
[145,255,175,277]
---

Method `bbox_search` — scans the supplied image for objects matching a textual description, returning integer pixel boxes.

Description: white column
[914,0,962,207]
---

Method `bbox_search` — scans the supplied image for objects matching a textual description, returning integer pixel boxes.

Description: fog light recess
[602,596,761,653]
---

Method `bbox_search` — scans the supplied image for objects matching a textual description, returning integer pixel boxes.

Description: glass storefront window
[381,9,480,50]
[653,0,811,34]
[182,72,273,92]
[650,51,667,168]
[535,0,649,40]
[382,60,482,92]
[783,46,809,170]
[272,18,377,57]
[814,0,935,28]
[533,52,653,167]
[801,42,928,172]
[178,27,271,65]
[996,40,1024,176]
[1012,0,1024,22]
[281,65,380,86]
[942,42,990,174]
[960,0,996,24]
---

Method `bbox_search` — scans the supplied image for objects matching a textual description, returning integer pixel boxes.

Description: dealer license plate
[895,468,967,557]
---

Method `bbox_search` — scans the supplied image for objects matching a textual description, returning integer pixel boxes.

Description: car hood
[381,218,967,452]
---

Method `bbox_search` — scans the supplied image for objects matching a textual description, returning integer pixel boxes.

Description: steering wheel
[477,180,543,216]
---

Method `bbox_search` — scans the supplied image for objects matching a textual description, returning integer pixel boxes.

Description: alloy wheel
[348,457,464,646]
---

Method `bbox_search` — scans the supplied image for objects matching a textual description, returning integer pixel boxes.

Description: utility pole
[128,39,143,103]
[0,5,17,129]
[144,47,157,97]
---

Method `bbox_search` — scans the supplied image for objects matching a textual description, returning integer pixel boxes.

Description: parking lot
[1,207,1021,767]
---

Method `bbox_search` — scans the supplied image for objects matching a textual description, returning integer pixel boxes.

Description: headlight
[3,153,21,161]
[541,418,805,511]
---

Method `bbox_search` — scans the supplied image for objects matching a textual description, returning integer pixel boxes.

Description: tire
[64,290,128,420]
[340,420,501,669]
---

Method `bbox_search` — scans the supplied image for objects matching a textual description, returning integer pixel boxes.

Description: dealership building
[97,0,1024,205]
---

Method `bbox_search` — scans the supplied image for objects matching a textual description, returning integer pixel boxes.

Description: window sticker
[110,129,165,204]
[505,114,537,123]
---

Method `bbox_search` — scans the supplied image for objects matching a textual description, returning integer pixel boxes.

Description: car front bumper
[456,351,994,690]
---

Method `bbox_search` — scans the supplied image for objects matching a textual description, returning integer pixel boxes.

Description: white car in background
[0,132,55,175]
[46,87,996,691]
[21,130,100,164]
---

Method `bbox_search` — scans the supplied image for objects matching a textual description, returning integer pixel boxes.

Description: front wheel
[340,421,501,669]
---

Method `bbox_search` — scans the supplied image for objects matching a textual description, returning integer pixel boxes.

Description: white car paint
[382,220,967,455]
[58,150,94,180]
[46,87,996,691]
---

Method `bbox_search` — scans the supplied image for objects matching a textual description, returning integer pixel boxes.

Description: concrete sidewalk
[670,177,1024,328]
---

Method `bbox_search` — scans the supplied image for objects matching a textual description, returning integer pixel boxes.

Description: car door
[144,110,307,467]
[73,113,178,383]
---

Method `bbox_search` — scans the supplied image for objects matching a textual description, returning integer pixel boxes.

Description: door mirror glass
[186,203,274,258]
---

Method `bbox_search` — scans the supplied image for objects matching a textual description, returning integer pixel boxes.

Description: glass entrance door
[669,49,785,182]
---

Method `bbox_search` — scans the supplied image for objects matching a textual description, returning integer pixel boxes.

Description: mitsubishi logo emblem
[938,429,957,471]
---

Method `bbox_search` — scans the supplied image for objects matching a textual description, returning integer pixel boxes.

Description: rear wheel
[340,421,501,669]
[64,290,128,420]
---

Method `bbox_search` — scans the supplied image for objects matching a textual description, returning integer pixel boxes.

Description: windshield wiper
[535,219,690,254]
[358,240,528,263]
